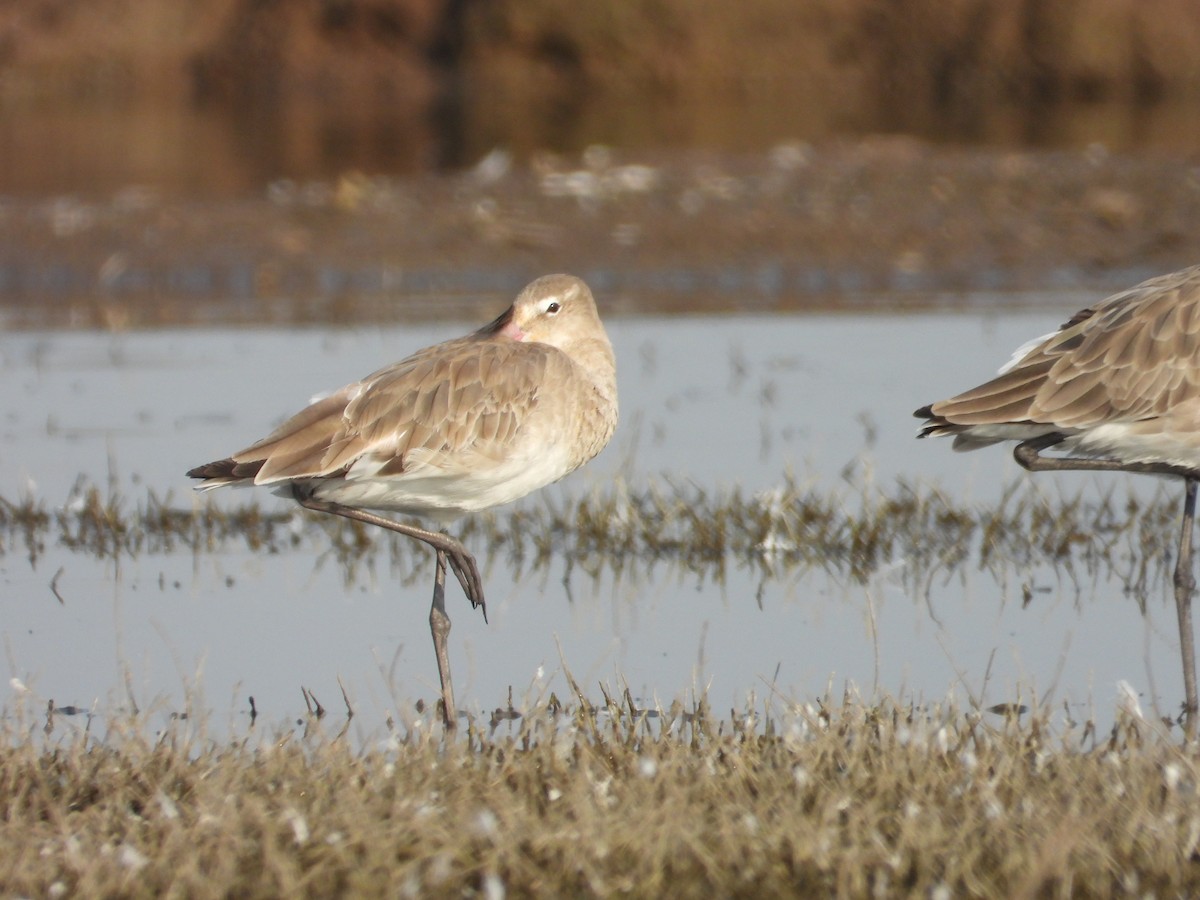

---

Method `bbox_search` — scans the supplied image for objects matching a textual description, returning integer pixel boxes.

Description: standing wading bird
[915,265,1200,739]
[188,274,618,728]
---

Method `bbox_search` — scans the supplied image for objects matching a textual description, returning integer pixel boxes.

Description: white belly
[300,441,578,520]
[1064,423,1200,470]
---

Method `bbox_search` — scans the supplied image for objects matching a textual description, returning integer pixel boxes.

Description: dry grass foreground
[2,692,1199,897]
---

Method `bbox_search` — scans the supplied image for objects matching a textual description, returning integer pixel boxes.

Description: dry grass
[2,690,1199,897]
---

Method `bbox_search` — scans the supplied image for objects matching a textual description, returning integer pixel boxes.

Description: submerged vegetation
[2,691,1199,897]
[0,474,1184,597]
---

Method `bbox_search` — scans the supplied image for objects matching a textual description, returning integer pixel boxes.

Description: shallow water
[0,303,1188,738]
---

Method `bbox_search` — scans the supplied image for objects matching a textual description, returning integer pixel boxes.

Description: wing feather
[235,337,554,485]
[925,267,1200,433]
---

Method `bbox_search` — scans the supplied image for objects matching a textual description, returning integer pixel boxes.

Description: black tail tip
[186,458,236,479]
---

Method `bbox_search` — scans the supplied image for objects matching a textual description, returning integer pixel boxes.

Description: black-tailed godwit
[916,265,1200,737]
[189,274,618,727]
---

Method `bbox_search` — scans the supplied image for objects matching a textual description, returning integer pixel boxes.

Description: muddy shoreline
[2,138,1198,328]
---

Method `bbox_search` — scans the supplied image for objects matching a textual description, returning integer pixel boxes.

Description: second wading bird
[915,265,1200,738]
[188,274,618,727]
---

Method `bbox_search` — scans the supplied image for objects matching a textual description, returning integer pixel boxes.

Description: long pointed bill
[478,305,527,341]
[500,320,527,341]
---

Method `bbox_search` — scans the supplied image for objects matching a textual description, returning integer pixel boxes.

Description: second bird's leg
[1014,434,1200,480]
[430,548,457,728]
[292,488,486,616]
[1015,438,1200,738]
[1175,479,1198,740]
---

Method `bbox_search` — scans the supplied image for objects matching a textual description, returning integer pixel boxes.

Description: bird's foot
[446,548,487,622]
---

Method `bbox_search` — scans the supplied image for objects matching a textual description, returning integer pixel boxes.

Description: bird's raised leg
[1014,434,1200,480]
[429,548,457,728]
[1015,438,1200,738]
[292,487,486,616]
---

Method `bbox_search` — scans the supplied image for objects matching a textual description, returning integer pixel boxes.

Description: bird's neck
[570,337,618,407]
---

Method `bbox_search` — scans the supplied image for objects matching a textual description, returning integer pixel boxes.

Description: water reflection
[4,94,1200,197]
[0,309,1191,737]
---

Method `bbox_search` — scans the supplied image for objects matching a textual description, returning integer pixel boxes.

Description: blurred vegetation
[6,1,1200,206]
[4,0,1200,119]
[3,140,1200,325]
[458,0,1200,147]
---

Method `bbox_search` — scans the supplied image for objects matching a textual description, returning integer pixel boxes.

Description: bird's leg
[1175,479,1198,740]
[292,487,486,616]
[1014,435,1200,480]
[430,548,457,728]
[1015,439,1200,738]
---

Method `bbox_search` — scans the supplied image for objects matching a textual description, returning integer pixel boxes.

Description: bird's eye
[546,301,561,314]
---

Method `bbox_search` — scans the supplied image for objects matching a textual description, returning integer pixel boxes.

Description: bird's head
[482,274,605,352]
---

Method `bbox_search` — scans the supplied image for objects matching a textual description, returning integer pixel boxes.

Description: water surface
[0,305,1186,737]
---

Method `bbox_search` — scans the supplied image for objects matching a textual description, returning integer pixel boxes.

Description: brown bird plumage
[917,266,1200,461]
[189,274,618,727]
